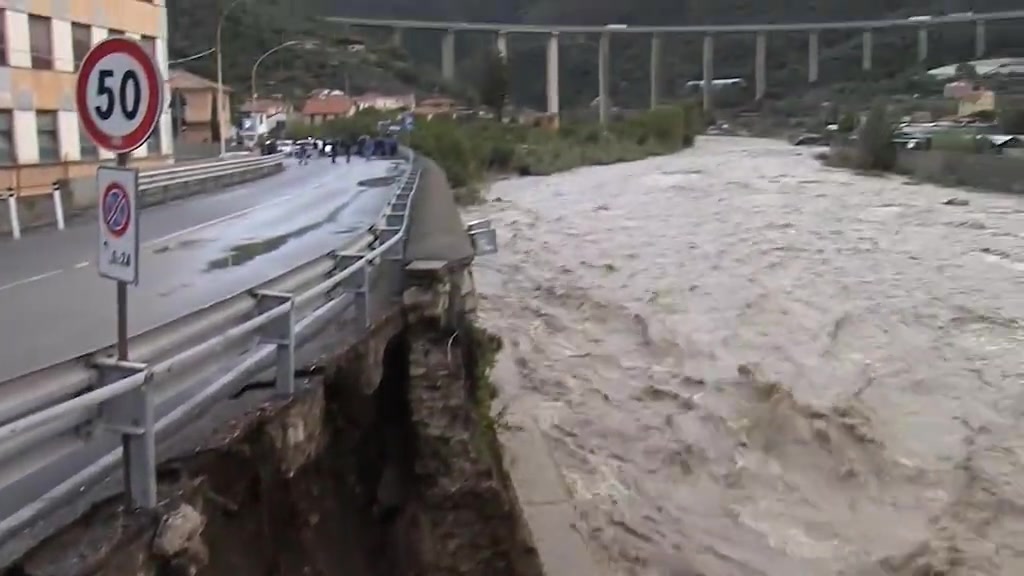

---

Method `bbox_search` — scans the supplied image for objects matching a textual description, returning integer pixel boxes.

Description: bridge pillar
[496,31,508,61]
[975,20,986,59]
[599,32,610,125]
[808,30,820,83]
[702,34,714,113]
[391,27,403,49]
[442,30,456,81]
[862,29,873,72]
[650,33,661,109]
[755,31,767,101]
[917,26,929,64]
[546,32,560,121]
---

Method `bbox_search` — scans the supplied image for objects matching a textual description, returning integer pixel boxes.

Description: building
[301,90,354,125]
[414,96,458,119]
[0,1,173,197]
[168,68,231,146]
[238,97,290,147]
[353,92,415,113]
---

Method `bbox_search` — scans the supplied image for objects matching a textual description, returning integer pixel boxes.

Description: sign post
[76,37,164,361]
[77,36,163,510]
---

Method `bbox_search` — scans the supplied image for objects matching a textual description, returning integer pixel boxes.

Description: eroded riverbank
[466,136,1024,575]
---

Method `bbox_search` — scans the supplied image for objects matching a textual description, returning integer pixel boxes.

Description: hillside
[169,0,1024,112]
[166,0,456,108]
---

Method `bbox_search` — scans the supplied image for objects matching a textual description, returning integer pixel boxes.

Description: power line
[169,47,216,64]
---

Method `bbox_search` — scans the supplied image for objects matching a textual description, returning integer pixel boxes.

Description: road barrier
[0,153,436,559]
[2,154,287,239]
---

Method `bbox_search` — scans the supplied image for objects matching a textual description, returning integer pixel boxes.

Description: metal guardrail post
[95,359,156,510]
[51,181,65,231]
[336,254,370,327]
[255,291,296,396]
[5,188,20,240]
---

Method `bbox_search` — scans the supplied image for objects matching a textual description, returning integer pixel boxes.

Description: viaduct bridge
[325,10,1024,122]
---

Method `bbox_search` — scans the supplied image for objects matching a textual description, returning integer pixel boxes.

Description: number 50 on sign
[76,37,164,154]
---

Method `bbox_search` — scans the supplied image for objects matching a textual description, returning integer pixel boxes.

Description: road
[0,156,402,382]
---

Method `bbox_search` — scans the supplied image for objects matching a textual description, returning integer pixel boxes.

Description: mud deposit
[8,304,541,576]
[465,137,1024,575]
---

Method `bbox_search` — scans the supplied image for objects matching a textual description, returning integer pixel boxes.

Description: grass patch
[461,321,505,468]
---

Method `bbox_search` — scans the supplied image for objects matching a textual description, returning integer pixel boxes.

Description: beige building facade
[0,0,174,197]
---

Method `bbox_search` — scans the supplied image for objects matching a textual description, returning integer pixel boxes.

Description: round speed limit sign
[76,37,164,153]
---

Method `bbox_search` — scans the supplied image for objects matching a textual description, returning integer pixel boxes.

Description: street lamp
[250,40,318,108]
[216,0,247,157]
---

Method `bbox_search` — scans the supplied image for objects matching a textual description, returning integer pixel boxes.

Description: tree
[478,49,509,122]
[856,99,896,171]
[955,63,980,82]
[837,111,858,133]
[998,108,1024,134]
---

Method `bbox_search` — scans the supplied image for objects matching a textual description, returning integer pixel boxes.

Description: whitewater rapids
[465,136,1024,575]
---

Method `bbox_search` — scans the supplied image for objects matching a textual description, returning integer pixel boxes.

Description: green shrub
[999,108,1024,134]
[837,111,858,133]
[409,104,700,188]
[487,143,516,171]
[856,100,896,171]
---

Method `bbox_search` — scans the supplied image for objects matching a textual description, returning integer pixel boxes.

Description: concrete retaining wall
[895,150,1024,194]
[0,162,284,236]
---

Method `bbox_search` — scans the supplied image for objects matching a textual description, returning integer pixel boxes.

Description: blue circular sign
[101,183,131,238]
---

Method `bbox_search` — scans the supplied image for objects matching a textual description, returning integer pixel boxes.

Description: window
[72,23,91,69]
[0,10,7,67]
[36,112,59,163]
[28,16,53,69]
[79,118,99,161]
[0,112,13,165]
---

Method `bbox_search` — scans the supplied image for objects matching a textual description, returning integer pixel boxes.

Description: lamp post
[216,0,246,157]
[250,40,316,108]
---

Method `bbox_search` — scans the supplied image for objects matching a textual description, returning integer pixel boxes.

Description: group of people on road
[292,134,400,166]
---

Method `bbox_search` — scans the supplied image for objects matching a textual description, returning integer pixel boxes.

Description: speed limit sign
[76,37,164,153]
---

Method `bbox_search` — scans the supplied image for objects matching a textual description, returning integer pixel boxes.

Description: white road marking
[0,270,63,293]
[0,193,299,293]
[144,192,296,249]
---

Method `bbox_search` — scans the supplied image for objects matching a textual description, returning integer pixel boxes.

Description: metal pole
[51,181,65,230]
[6,190,20,240]
[216,23,226,158]
[116,152,129,361]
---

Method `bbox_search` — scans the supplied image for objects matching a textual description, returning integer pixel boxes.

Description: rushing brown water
[465,137,1024,576]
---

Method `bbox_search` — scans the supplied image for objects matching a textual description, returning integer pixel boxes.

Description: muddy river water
[464,137,1024,575]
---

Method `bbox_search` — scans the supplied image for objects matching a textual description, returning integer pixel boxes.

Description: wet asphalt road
[0,156,401,382]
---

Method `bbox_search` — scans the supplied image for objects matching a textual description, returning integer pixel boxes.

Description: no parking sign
[97,166,139,285]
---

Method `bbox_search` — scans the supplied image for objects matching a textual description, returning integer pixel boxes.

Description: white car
[277,139,294,154]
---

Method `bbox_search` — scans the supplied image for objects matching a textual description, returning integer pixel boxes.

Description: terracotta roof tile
[302,93,354,116]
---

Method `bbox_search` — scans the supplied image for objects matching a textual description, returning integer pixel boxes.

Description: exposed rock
[152,503,204,558]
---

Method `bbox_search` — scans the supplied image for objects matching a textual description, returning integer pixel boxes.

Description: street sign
[97,166,140,284]
[76,37,164,153]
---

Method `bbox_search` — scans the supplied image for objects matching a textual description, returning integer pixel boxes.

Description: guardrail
[2,154,287,240]
[0,153,419,554]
